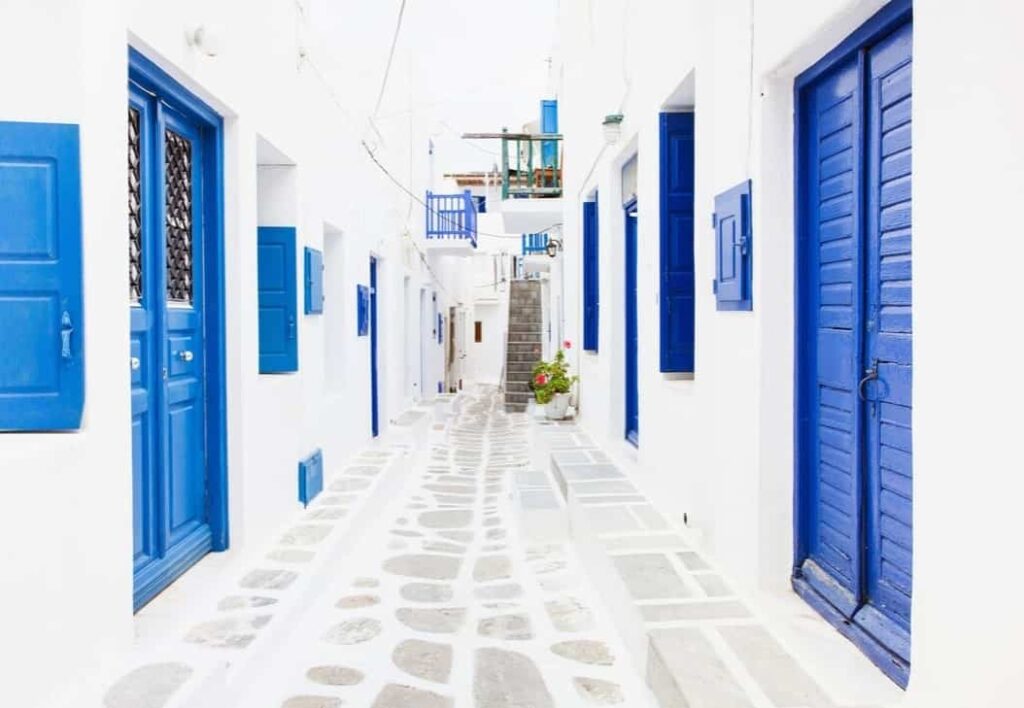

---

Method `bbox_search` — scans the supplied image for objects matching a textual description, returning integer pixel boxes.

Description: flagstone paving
[235,387,655,707]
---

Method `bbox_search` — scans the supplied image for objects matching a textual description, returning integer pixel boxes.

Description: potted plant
[530,347,578,420]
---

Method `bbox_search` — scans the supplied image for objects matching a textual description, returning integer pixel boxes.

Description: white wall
[556,0,1024,704]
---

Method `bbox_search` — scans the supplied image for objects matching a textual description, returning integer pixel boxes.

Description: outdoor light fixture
[186,25,222,57]
[602,114,624,144]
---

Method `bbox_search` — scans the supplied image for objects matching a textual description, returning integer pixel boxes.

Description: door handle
[177,349,194,362]
[60,310,73,360]
[130,356,141,370]
[858,366,878,401]
[288,314,296,339]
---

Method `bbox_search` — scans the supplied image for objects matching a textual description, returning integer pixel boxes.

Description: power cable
[374,0,409,118]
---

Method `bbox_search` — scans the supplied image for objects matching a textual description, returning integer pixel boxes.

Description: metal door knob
[177,350,194,362]
[130,356,141,370]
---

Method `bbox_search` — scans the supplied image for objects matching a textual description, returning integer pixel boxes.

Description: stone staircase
[504,280,543,412]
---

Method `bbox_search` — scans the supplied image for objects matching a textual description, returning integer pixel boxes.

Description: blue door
[370,256,379,437]
[794,4,912,686]
[624,201,639,445]
[130,54,225,610]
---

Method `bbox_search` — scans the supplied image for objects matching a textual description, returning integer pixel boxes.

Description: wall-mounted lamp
[602,114,624,145]
[186,26,222,57]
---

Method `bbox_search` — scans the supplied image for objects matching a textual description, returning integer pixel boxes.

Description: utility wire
[374,0,409,118]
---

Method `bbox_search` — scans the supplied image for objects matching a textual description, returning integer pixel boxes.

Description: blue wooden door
[370,256,379,437]
[130,74,217,610]
[795,7,912,686]
[624,202,639,445]
[659,112,695,371]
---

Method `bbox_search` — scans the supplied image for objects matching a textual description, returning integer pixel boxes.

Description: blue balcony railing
[425,190,478,248]
[521,233,549,255]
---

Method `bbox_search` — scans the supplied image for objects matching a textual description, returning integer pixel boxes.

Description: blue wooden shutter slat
[304,246,324,315]
[713,179,753,311]
[659,113,695,371]
[0,121,84,430]
[257,226,298,372]
[582,200,599,351]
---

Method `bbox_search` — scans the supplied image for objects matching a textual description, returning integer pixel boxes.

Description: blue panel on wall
[304,246,324,315]
[582,199,599,352]
[659,112,696,371]
[0,121,84,430]
[298,448,323,507]
[357,284,369,336]
[713,179,753,311]
[257,226,298,372]
[541,99,558,168]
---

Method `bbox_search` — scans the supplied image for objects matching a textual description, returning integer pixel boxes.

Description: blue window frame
[257,226,299,372]
[712,179,753,311]
[304,246,324,315]
[0,121,84,430]
[659,113,696,371]
[582,198,599,352]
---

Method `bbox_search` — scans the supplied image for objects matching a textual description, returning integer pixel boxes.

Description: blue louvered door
[130,76,215,610]
[796,10,912,686]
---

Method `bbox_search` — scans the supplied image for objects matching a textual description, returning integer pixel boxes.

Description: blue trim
[712,179,753,311]
[129,47,229,611]
[357,285,370,336]
[624,199,639,446]
[582,199,599,352]
[369,257,379,437]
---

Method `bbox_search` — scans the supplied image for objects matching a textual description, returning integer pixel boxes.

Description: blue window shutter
[582,200,599,352]
[713,180,753,311]
[659,113,696,371]
[0,122,84,430]
[257,226,298,372]
[541,99,558,168]
[357,285,369,336]
[304,246,324,315]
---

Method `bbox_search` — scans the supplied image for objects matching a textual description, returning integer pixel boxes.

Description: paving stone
[372,683,453,708]
[694,573,732,597]
[306,506,347,520]
[585,506,641,533]
[573,677,624,705]
[559,464,624,481]
[267,548,316,563]
[392,529,424,537]
[718,625,832,707]
[347,465,381,475]
[419,510,474,529]
[577,494,647,505]
[424,483,478,494]
[485,528,507,541]
[217,595,278,611]
[383,554,462,580]
[640,601,751,622]
[613,554,690,599]
[279,524,332,546]
[477,613,532,640]
[474,648,553,708]
[401,582,454,603]
[329,478,371,492]
[482,544,506,552]
[281,696,342,708]
[423,540,467,554]
[103,662,193,708]
[336,594,380,609]
[240,569,298,590]
[473,555,512,582]
[648,627,754,708]
[305,665,364,686]
[353,576,380,588]
[388,539,409,550]
[632,504,671,530]
[322,618,382,644]
[318,494,356,506]
[397,607,467,633]
[474,582,523,600]
[677,551,711,571]
[545,597,595,632]
[184,615,271,649]
[570,480,637,494]
[550,640,615,666]
[393,638,453,683]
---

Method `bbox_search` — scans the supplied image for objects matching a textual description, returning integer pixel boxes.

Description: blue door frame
[370,256,379,437]
[793,0,913,687]
[129,49,228,611]
[624,200,639,446]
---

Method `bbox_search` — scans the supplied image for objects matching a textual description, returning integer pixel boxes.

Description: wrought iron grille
[164,129,193,303]
[128,107,142,302]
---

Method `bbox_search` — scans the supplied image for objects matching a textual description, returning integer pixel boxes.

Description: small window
[474,321,483,343]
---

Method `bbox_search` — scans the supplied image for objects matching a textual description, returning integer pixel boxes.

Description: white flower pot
[545,393,571,420]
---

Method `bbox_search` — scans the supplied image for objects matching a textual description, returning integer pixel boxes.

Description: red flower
[535,373,548,385]
[563,339,572,349]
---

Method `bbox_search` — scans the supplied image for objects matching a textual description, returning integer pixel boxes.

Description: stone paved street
[231,387,655,707]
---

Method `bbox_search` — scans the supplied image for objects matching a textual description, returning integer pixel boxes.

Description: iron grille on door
[164,129,193,302]
[128,107,142,302]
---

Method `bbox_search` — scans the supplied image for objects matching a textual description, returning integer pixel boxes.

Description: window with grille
[128,107,142,302]
[164,129,193,302]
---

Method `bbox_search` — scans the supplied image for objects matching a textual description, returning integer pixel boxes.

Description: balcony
[521,232,550,255]
[425,189,478,252]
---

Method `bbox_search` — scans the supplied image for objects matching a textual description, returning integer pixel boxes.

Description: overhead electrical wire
[374,0,409,118]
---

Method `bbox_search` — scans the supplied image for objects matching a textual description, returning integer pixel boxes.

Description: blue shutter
[357,285,369,336]
[298,448,323,507]
[582,200,599,352]
[0,122,84,430]
[713,180,753,311]
[659,113,696,371]
[304,246,324,315]
[438,313,444,344]
[541,99,558,168]
[257,226,298,372]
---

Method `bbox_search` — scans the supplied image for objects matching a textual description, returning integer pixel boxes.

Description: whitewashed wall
[556,0,1024,705]
[0,1,445,705]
